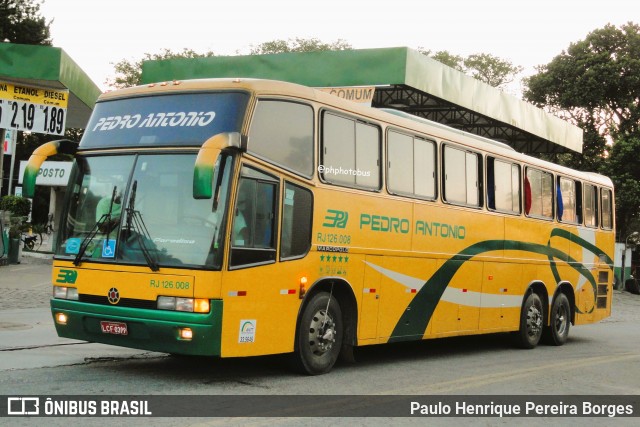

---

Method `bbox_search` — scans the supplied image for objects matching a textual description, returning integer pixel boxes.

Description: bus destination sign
[0,81,68,136]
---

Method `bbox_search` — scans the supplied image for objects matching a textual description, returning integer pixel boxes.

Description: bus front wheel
[514,292,544,349]
[293,292,343,375]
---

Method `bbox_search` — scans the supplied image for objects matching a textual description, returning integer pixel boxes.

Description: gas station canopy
[0,43,101,129]
[142,47,582,154]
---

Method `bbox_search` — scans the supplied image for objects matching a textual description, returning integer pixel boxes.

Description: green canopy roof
[0,43,101,129]
[142,47,582,154]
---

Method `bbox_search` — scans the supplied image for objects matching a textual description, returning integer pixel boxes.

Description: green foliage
[248,38,352,55]
[523,22,640,239]
[418,49,522,89]
[463,53,523,88]
[109,39,352,90]
[0,0,51,45]
[417,48,465,71]
[539,118,609,173]
[524,22,640,139]
[108,48,215,89]
[0,195,31,217]
[604,136,640,239]
[8,216,28,238]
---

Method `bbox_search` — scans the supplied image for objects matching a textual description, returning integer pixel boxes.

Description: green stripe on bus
[389,229,611,342]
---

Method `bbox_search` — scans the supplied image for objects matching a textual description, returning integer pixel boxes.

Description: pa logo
[322,209,349,228]
[56,269,78,284]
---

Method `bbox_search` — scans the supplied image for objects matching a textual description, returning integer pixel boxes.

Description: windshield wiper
[73,186,118,266]
[124,181,159,271]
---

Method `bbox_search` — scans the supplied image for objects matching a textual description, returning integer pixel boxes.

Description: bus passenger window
[601,188,613,230]
[557,177,579,224]
[443,145,480,207]
[387,131,436,200]
[525,168,553,219]
[584,184,598,227]
[487,157,521,214]
[230,166,278,268]
[321,112,381,190]
[248,100,314,177]
[281,182,313,259]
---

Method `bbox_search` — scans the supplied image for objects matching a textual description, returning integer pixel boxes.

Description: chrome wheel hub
[527,304,543,337]
[308,310,336,355]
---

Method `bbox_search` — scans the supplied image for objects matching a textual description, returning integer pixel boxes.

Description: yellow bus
[24,78,615,375]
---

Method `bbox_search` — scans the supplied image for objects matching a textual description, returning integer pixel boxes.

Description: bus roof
[98,78,611,187]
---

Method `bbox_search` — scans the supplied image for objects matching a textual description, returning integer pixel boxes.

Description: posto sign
[18,160,72,187]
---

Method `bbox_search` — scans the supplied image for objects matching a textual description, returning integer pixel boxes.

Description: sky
[39,0,638,92]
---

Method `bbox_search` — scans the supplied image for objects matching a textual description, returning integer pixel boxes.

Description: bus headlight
[157,296,210,313]
[53,286,79,300]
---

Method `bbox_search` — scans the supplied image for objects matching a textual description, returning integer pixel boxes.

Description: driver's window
[230,166,279,268]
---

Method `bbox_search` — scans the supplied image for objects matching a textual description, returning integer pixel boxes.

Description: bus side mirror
[193,132,242,199]
[22,139,78,198]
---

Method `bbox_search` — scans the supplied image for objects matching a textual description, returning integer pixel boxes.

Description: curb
[16,251,54,265]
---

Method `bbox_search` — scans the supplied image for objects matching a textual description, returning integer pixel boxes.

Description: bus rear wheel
[293,292,343,375]
[543,293,570,345]
[514,292,543,349]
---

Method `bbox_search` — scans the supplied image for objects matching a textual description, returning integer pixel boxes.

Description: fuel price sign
[0,81,68,136]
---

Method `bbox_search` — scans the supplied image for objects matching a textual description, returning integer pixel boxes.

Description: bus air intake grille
[79,294,157,309]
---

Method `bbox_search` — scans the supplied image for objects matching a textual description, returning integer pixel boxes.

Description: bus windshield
[57,153,233,270]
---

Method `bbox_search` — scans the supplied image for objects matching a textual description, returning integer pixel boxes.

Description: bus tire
[625,278,640,295]
[293,292,343,375]
[543,293,570,346]
[514,292,544,349]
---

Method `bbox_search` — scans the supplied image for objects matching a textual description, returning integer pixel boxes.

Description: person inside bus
[95,188,122,233]
[232,191,249,246]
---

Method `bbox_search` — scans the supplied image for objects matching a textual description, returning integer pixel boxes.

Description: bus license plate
[100,321,128,335]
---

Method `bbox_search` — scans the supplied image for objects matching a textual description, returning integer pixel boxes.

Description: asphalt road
[1,255,639,426]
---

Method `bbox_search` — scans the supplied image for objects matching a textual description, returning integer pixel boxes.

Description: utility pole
[0,128,5,196]
[6,129,17,196]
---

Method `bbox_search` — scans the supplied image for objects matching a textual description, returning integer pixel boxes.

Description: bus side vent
[596,296,607,309]
[597,285,608,295]
[598,271,609,284]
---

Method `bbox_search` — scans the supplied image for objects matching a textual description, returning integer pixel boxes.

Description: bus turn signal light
[299,276,308,299]
[193,299,210,313]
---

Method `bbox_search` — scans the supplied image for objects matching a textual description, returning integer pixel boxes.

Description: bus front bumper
[50,299,223,356]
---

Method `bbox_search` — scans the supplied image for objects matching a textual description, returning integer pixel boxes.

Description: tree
[524,23,640,140]
[417,48,465,71]
[605,136,640,241]
[418,49,522,90]
[248,37,351,55]
[523,22,640,239]
[108,48,215,89]
[109,38,352,89]
[0,195,31,217]
[0,0,54,220]
[0,0,51,45]
[463,53,523,88]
